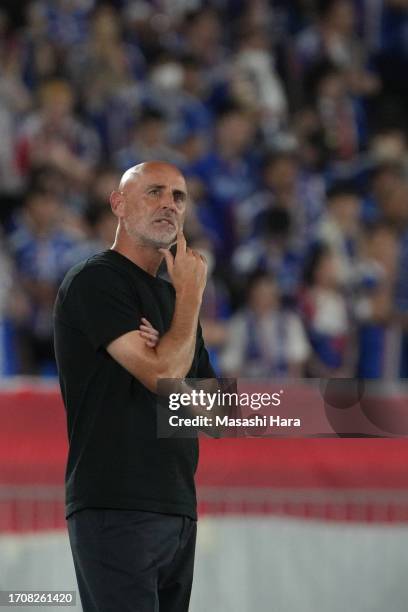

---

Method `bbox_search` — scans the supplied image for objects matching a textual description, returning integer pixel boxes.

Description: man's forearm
[155,291,201,380]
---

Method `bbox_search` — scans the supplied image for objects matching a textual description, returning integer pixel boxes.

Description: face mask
[151,63,183,91]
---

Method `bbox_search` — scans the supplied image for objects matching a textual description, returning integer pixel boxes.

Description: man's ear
[110,191,125,218]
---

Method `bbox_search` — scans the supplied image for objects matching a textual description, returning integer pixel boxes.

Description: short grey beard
[123,219,174,249]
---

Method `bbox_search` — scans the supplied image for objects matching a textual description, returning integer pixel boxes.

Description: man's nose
[161,197,178,213]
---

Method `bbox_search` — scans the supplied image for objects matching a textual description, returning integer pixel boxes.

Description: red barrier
[1,384,408,531]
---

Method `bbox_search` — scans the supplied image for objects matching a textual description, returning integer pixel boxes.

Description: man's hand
[159,231,207,302]
[138,317,159,348]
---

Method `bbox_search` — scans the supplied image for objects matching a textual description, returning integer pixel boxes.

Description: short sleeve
[65,264,141,350]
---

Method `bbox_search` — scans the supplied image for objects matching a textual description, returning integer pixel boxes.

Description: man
[53,161,215,611]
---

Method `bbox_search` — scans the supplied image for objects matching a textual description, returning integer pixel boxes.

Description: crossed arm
[106,316,172,394]
[106,292,201,394]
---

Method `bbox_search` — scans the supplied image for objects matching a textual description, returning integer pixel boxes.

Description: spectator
[308,61,367,163]
[232,26,288,134]
[62,202,117,269]
[220,272,310,378]
[387,181,408,376]
[0,235,18,375]
[315,182,361,286]
[355,223,400,378]
[180,8,225,69]
[86,164,120,208]
[378,176,408,231]
[0,27,31,196]
[295,0,379,98]
[68,3,143,155]
[369,127,408,169]
[189,103,258,255]
[362,161,406,224]
[232,207,305,303]
[235,149,324,246]
[21,3,61,91]
[115,106,183,171]
[144,55,213,140]
[300,243,354,376]
[15,78,100,188]
[32,0,94,50]
[190,238,231,375]
[8,188,78,374]
[296,0,358,72]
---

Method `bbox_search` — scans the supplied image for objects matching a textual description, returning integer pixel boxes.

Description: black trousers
[67,509,197,612]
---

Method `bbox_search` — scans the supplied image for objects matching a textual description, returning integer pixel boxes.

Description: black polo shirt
[53,249,215,520]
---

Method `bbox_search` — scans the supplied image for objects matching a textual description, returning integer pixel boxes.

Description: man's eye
[150,189,160,196]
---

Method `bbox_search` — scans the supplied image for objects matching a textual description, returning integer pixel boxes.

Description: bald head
[111,161,188,249]
[118,161,184,193]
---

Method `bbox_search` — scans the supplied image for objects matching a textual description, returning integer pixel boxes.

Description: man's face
[328,1,355,36]
[27,193,61,230]
[264,158,298,192]
[249,279,278,315]
[119,165,187,248]
[329,194,360,232]
[216,112,254,156]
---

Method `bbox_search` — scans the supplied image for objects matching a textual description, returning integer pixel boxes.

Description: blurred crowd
[0,0,408,378]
